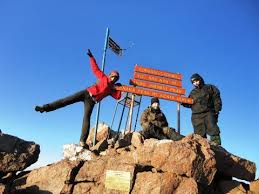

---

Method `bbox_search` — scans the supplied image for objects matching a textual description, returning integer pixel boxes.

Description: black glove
[87,49,93,57]
[115,83,122,86]
[181,102,191,108]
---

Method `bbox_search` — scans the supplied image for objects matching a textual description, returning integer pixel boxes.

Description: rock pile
[0,128,257,194]
[0,133,40,193]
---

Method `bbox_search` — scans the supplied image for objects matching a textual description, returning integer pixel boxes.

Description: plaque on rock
[105,170,131,192]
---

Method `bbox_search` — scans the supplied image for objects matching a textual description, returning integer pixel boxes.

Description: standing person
[140,97,184,141]
[35,49,122,149]
[182,73,222,145]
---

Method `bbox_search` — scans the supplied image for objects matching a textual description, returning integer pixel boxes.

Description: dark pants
[43,90,95,143]
[191,111,221,145]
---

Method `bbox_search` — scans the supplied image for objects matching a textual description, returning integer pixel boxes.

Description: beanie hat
[109,70,119,78]
[151,97,160,105]
[190,73,202,82]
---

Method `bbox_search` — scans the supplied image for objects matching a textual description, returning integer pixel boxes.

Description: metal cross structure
[110,92,142,134]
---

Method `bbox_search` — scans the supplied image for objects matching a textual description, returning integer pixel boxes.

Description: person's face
[109,75,118,84]
[151,102,160,109]
[192,79,200,87]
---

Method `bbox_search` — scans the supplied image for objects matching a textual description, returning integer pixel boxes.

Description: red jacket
[86,57,121,102]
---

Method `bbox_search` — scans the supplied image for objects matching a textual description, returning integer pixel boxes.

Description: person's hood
[190,73,205,86]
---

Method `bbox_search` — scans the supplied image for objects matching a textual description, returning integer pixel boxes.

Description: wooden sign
[105,170,131,192]
[116,85,193,104]
[134,73,182,88]
[135,65,182,80]
[130,79,186,95]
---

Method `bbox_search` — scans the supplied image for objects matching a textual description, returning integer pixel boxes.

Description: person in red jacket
[35,49,122,149]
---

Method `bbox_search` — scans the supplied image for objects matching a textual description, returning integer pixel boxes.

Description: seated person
[140,97,183,141]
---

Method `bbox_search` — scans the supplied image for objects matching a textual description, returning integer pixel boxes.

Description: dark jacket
[140,107,168,131]
[183,74,222,114]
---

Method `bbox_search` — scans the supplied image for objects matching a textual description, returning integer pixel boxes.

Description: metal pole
[93,27,110,146]
[107,101,119,140]
[110,101,119,129]
[177,102,180,133]
[133,95,142,132]
[124,107,130,130]
[117,93,128,133]
[127,94,135,133]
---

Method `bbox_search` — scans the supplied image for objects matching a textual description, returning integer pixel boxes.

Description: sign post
[177,102,180,133]
[127,94,135,133]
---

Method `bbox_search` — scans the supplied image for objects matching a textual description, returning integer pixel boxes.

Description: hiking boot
[210,135,221,145]
[35,106,45,113]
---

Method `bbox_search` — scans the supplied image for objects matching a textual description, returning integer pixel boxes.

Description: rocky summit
[0,128,257,194]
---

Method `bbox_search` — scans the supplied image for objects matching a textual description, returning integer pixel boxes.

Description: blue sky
[0,1,258,178]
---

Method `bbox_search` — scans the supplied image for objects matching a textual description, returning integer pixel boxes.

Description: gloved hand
[181,102,191,108]
[87,49,93,57]
[114,83,122,86]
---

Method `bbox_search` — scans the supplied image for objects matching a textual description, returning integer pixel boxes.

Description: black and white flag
[108,37,123,56]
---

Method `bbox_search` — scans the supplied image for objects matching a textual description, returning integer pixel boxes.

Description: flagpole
[93,27,110,146]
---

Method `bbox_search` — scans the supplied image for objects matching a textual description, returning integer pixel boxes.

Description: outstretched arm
[110,83,122,100]
[181,93,192,108]
[87,49,105,79]
[111,90,122,100]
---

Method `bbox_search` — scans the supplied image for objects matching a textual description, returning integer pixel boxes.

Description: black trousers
[43,90,96,143]
[191,111,220,137]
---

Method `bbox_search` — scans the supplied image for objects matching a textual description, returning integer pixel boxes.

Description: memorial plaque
[105,170,131,192]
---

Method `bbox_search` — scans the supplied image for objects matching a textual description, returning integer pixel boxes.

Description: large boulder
[135,134,217,185]
[87,123,117,145]
[74,152,136,194]
[0,134,40,176]
[131,132,144,148]
[217,180,247,194]
[131,172,198,194]
[211,145,256,181]
[10,160,82,194]
[250,179,259,194]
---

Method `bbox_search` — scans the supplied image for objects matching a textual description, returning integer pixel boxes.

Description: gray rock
[0,134,40,177]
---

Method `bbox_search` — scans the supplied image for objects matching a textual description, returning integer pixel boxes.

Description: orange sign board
[130,79,186,95]
[134,73,182,88]
[116,85,193,104]
[135,65,182,80]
